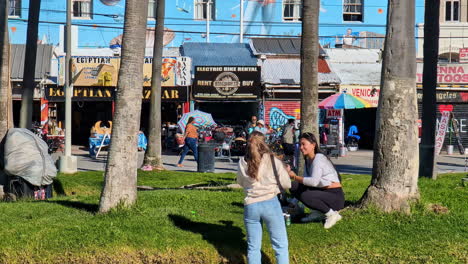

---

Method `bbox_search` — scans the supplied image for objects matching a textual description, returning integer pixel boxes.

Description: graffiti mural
[269,107,296,130]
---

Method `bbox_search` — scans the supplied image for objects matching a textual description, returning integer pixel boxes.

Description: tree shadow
[52,179,66,196]
[168,214,272,264]
[231,202,244,208]
[47,200,99,214]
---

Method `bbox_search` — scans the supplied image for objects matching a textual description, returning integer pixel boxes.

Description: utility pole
[19,0,41,129]
[59,0,77,173]
[240,0,244,43]
[419,0,440,179]
[206,0,210,43]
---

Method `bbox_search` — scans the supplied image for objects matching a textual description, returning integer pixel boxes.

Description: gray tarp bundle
[3,128,57,186]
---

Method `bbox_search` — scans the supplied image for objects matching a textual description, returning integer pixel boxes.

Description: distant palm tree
[143,0,165,170]
[299,0,320,174]
[0,0,13,139]
[19,0,41,129]
[359,0,420,213]
[99,0,149,213]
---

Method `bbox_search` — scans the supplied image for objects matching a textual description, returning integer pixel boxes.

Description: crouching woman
[237,131,291,264]
[287,132,345,229]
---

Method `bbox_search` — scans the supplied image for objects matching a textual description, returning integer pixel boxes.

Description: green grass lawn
[0,171,467,264]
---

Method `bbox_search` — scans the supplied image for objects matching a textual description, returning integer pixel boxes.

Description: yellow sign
[59,56,178,87]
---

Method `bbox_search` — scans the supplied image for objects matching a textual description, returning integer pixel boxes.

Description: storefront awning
[10,44,53,82]
[181,43,258,71]
[261,58,341,86]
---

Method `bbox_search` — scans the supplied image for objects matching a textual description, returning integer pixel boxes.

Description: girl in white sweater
[237,131,291,264]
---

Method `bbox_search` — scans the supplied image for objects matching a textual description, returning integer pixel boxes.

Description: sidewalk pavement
[58,146,468,174]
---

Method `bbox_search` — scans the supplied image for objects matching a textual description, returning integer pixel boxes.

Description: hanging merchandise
[451,112,465,154]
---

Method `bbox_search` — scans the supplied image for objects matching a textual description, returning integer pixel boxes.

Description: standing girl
[237,131,291,264]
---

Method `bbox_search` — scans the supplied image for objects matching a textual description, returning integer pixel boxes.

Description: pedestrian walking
[287,132,345,229]
[177,117,198,167]
[237,131,291,264]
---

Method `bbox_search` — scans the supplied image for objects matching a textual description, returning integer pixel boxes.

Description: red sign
[416,64,468,83]
[460,48,468,63]
[326,109,342,119]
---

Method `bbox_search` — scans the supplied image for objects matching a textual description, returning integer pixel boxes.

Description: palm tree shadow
[168,214,273,264]
[47,200,99,214]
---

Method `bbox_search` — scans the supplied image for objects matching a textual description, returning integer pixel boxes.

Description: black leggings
[290,181,345,213]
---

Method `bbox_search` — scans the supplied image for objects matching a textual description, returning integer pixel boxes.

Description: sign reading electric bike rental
[193,66,261,100]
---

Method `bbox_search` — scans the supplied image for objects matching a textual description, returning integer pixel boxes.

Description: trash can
[197,143,216,173]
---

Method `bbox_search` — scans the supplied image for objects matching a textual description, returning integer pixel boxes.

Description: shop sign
[193,66,261,100]
[46,86,115,101]
[416,90,468,103]
[340,86,380,107]
[416,63,468,83]
[460,48,468,63]
[326,109,342,119]
[58,56,191,87]
[143,86,187,102]
[435,111,451,155]
[46,86,187,102]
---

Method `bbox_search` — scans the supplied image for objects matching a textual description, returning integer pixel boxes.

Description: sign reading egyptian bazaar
[58,56,192,87]
[193,66,261,100]
[46,86,187,102]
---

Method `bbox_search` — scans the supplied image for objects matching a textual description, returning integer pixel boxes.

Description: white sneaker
[324,211,342,229]
[300,210,325,223]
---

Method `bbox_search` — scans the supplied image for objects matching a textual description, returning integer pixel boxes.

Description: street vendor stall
[319,92,372,156]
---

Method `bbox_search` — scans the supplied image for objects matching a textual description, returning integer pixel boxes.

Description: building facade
[7,0,424,48]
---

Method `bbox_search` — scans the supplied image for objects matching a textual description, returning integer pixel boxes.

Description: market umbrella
[178,110,217,133]
[319,92,372,109]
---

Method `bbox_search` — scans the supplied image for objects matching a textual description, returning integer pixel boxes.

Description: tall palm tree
[0,0,13,140]
[299,0,320,174]
[359,0,420,213]
[19,0,41,129]
[143,0,165,170]
[419,0,440,179]
[99,0,149,213]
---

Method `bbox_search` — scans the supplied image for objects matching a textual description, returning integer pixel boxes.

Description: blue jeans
[244,197,289,264]
[178,137,198,164]
[232,0,275,43]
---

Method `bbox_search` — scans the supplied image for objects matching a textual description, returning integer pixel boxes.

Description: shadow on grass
[47,200,99,214]
[52,179,66,196]
[231,202,244,208]
[169,214,272,264]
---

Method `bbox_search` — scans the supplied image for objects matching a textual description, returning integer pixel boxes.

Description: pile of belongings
[1,128,57,201]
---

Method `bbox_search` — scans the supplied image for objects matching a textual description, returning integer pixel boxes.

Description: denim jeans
[178,137,198,164]
[244,197,289,264]
[232,0,275,43]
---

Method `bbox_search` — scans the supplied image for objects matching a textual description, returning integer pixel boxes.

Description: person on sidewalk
[177,117,198,167]
[237,131,291,264]
[286,132,345,229]
[281,119,296,164]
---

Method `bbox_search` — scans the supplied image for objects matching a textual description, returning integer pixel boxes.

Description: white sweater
[303,153,340,187]
[237,154,291,205]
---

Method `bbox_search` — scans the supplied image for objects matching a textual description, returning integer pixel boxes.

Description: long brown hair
[244,131,271,180]
[299,132,341,181]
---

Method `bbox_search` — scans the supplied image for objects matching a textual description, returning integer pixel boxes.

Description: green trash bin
[197,143,215,173]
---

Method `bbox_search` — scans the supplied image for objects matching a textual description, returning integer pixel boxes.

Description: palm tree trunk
[419,0,440,179]
[0,0,12,140]
[299,0,319,175]
[359,0,420,213]
[19,0,41,129]
[99,0,149,213]
[143,0,165,170]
